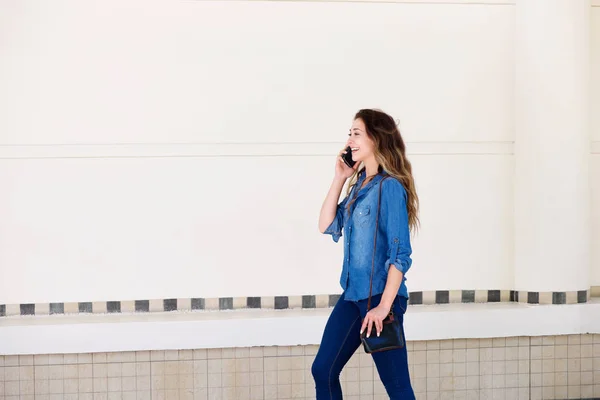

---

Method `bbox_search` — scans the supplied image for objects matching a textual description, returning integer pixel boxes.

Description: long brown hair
[346,109,420,234]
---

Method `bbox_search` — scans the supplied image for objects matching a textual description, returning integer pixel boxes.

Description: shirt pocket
[354,204,371,226]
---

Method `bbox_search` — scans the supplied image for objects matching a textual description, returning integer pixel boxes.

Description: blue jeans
[311,291,415,399]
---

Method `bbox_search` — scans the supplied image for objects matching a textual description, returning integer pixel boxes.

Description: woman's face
[347,118,375,163]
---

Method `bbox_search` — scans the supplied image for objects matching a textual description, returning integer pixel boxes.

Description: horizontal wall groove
[7,140,600,158]
[0,141,515,146]
[0,141,516,159]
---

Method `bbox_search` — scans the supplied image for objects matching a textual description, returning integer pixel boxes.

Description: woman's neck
[363,157,379,178]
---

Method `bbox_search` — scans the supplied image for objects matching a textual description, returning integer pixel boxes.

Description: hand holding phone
[342,146,356,168]
[335,146,357,180]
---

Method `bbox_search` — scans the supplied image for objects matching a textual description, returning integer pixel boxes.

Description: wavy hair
[346,108,420,233]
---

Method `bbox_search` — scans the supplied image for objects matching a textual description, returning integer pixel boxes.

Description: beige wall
[591,4,600,290]
[0,0,596,305]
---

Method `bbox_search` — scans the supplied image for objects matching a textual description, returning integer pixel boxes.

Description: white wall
[1,0,592,305]
[591,5,600,288]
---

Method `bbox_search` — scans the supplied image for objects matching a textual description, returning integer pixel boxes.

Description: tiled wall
[1,334,599,400]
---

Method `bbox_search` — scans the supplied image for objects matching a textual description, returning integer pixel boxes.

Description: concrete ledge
[1,300,599,355]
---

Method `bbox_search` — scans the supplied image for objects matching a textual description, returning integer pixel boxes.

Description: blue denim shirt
[324,170,412,302]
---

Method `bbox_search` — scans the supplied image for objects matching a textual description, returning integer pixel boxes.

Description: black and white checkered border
[0,288,596,317]
[407,289,591,306]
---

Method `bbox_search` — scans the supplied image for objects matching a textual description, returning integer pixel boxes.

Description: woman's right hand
[335,148,358,180]
[319,148,356,233]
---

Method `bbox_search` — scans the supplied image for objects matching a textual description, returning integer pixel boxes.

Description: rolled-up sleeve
[323,195,349,243]
[382,179,413,274]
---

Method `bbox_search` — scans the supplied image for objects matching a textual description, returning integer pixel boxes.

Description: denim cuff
[323,221,342,243]
[384,259,408,274]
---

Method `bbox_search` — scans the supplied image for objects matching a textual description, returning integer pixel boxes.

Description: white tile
[581,384,594,398]
[120,301,135,313]
[92,302,107,314]
[178,298,192,311]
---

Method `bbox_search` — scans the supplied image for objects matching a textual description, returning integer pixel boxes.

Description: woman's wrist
[379,298,394,312]
[333,175,347,185]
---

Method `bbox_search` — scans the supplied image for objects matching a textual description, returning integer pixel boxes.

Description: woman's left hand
[360,304,391,338]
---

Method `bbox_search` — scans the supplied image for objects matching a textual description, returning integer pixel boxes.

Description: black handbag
[360,175,405,354]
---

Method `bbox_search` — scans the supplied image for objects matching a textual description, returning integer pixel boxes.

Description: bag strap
[366,175,390,312]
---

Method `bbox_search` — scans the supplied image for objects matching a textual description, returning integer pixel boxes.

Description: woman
[312,109,419,399]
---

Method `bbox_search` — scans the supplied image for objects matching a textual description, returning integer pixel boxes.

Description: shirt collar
[358,168,387,182]
[355,169,387,194]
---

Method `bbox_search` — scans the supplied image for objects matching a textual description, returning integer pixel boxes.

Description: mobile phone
[342,146,356,168]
